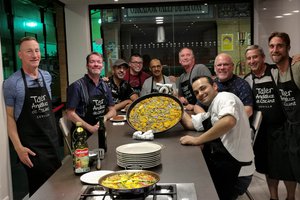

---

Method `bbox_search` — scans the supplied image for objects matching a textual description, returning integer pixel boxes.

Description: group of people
[3,32,299,199]
[179,32,300,200]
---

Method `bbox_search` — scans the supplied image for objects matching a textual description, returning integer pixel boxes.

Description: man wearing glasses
[124,53,150,95]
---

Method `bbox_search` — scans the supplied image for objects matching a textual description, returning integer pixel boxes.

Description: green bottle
[72,122,90,175]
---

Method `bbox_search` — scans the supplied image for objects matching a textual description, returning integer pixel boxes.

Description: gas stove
[78,183,196,200]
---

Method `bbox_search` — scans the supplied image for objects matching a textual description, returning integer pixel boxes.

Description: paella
[127,93,183,133]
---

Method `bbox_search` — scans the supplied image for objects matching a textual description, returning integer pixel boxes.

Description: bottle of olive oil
[72,122,90,175]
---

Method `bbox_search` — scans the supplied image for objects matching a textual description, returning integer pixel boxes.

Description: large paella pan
[126,93,184,133]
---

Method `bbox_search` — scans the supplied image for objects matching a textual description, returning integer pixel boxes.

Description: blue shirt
[3,69,52,120]
[215,74,253,106]
[66,74,114,117]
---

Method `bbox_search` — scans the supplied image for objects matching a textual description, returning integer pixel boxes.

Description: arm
[244,105,253,118]
[194,104,205,114]
[180,114,236,145]
[180,112,196,130]
[104,106,117,121]
[114,100,133,111]
[6,106,36,168]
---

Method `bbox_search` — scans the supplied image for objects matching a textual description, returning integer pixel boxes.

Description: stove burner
[79,184,177,200]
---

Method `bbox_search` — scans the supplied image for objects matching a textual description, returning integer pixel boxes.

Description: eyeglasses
[130,61,143,65]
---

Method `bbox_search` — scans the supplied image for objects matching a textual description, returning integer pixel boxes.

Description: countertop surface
[30,120,218,199]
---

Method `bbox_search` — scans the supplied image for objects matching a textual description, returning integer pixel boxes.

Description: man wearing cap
[107,59,138,111]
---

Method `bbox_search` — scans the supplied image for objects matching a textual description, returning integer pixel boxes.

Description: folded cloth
[191,112,210,131]
[132,130,154,140]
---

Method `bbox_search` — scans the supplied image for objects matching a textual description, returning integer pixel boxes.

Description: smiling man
[180,75,254,200]
[3,37,61,196]
[140,58,176,96]
[66,52,116,137]
[176,47,211,111]
[124,53,150,95]
[268,32,300,197]
[107,59,138,111]
[244,44,297,200]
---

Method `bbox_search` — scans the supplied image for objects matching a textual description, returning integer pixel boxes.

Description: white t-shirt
[208,92,255,176]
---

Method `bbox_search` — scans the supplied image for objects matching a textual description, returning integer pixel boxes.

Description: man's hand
[179,97,189,105]
[180,135,198,145]
[16,146,36,168]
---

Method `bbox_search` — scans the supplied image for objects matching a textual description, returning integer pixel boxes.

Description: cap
[112,59,129,68]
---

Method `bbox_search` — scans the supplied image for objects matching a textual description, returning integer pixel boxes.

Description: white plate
[110,115,126,122]
[80,170,114,185]
[116,142,162,155]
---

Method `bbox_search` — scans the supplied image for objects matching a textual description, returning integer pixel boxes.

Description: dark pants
[203,142,242,200]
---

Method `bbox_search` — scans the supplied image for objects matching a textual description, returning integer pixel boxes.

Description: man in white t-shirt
[180,75,254,200]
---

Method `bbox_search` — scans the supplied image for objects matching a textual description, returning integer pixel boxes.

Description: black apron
[76,79,108,137]
[276,63,300,182]
[251,67,286,175]
[201,117,251,200]
[150,76,166,93]
[180,66,197,104]
[17,69,61,196]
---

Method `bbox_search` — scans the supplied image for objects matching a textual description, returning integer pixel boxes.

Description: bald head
[214,53,234,82]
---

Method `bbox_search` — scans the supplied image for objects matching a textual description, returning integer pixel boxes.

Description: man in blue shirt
[3,36,61,196]
[66,52,116,136]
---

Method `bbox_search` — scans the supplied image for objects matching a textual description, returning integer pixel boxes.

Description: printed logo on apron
[30,94,50,118]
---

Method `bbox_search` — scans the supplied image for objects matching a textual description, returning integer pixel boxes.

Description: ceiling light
[262,7,267,11]
[114,0,118,2]
[283,13,292,16]
[155,17,164,20]
[275,16,283,18]
[25,22,37,27]
[292,10,299,13]
[156,21,164,24]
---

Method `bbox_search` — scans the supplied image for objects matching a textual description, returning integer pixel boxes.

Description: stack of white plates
[116,142,162,169]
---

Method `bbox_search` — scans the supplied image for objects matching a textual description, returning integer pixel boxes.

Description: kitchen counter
[29,121,218,199]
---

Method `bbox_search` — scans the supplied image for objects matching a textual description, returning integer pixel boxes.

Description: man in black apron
[268,32,300,200]
[3,37,61,196]
[180,76,253,200]
[140,58,175,96]
[177,47,211,111]
[66,52,116,137]
[244,44,296,200]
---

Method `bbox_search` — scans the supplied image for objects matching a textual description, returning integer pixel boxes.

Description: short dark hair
[19,36,38,46]
[268,32,290,48]
[130,53,142,62]
[192,75,214,85]
[86,52,103,65]
[245,45,265,57]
